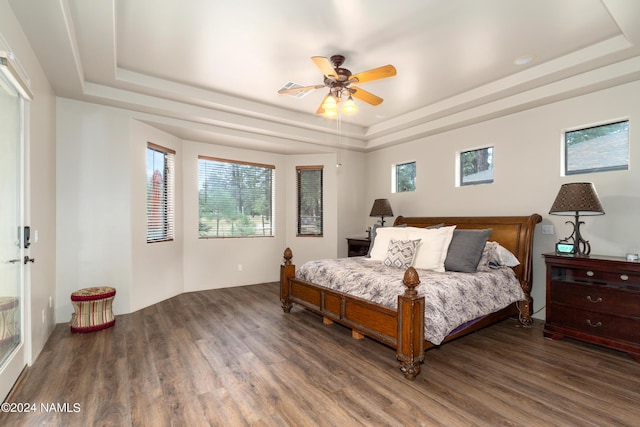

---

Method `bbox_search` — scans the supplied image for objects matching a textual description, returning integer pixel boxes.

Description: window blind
[146,143,175,243]
[296,166,323,236]
[198,156,275,238]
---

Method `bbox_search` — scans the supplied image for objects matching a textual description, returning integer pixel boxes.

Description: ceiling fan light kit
[322,94,338,111]
[278,54,396,119]
[342,95,358,113]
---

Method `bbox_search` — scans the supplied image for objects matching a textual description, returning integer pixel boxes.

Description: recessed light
[513,54,535,65]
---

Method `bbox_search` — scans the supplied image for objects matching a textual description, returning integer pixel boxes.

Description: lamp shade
[369,199,393,217]
[549,182,605,216]
[342,96,358,113]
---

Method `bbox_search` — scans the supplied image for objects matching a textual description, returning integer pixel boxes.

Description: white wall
[365,80,640,319]
[131,121,184,312]
[55,97,366,317]
[284,150,368,264]
[182,141,287,291]
[336,149,368,258]
[1,0,57,362]
[56,99,134,321]
[283,153,338,265]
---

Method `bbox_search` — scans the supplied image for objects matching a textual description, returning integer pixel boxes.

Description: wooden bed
[280,214,542,379]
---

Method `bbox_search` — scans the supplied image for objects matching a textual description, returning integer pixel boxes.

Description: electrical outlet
[41,309,45,324]
[541,225,554,235]
[237,264,243,272]
[49,296,52,308]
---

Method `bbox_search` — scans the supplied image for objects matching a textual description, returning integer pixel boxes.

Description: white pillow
[495,244,520,267]
[407,226,456,272]
[369,227,410,261]
[476,241,521,270]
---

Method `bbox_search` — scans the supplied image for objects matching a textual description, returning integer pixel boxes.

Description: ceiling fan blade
[311,56,336,78]
[351,87,383,106]
[350,65,397,84]
[316,96,327,115]
[278,84,325,94]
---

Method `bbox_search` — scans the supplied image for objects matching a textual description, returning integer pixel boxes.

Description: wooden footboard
[280,214,542,379]
[280,249,426,379]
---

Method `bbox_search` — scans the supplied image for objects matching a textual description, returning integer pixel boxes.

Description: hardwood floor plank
[2,282,640,426]
[456,327,640,425]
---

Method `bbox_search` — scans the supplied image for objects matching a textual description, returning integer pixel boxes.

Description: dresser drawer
[549,281,640,317]
[555,267,640,289]
[548,304,640,343]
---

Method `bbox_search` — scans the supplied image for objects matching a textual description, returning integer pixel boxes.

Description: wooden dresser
[543,253,640,362]
[346,237,371,257]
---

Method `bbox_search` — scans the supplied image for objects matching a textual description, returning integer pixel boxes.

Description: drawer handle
[586,270,594,277]
[620,274,629,281]
[586,319,602,328]
[586,295,602,303]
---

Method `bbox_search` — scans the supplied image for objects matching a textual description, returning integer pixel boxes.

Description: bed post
[517,213,542,326]
[396,267,425,380]
[280,247,294,313]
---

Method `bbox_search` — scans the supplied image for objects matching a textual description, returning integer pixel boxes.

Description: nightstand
[346,237,371,257]
[543,253,640,362]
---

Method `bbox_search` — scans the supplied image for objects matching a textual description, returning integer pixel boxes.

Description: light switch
[541,225,554,235]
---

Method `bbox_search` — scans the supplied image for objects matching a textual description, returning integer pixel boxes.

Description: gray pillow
[444,229,492,273]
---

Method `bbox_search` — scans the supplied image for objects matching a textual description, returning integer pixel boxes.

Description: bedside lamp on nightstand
[369,199,393,226]
[549,182,605,256]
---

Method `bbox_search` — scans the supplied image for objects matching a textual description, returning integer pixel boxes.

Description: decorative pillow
[444,229,493,273]
[407,226,456,272]
[384,239,421,269]
[369,227,410,260]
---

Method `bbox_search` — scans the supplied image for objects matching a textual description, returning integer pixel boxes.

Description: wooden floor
[2,282,639,426]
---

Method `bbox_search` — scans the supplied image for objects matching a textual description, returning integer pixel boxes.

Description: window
[297,166,323,236]
[146,143,175,243]
[395,161,416,192]
[198,156,274,238]
[460,146,494,186]
[565,120,629,175]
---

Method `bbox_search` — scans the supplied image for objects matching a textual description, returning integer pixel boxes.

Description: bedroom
[1,0,639,424]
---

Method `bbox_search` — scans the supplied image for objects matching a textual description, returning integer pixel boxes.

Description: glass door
[0,64,25,401]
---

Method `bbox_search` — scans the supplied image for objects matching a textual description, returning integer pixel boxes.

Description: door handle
[24,256,35,264]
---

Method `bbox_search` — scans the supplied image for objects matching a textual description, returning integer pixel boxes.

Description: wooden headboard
[393,214,542,293]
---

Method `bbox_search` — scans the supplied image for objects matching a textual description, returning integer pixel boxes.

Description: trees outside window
[395,162,416,192]
[198,156,274,238]
[460,147,494,186]
[297,166,323,236]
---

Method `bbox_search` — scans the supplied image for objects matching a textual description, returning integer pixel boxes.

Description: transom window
[198,156,275,238]
[460,146,494,186]
[564,120,629,175]
[146,143,175,243]
[296,166,323,236]
[394,161,416,193]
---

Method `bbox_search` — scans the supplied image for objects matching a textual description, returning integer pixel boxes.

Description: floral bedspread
[296,257,525,345]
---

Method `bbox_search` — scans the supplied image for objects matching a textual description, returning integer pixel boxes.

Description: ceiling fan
[278,55,397,117]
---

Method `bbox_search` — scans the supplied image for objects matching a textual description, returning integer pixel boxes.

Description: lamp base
[565,215,591,256]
